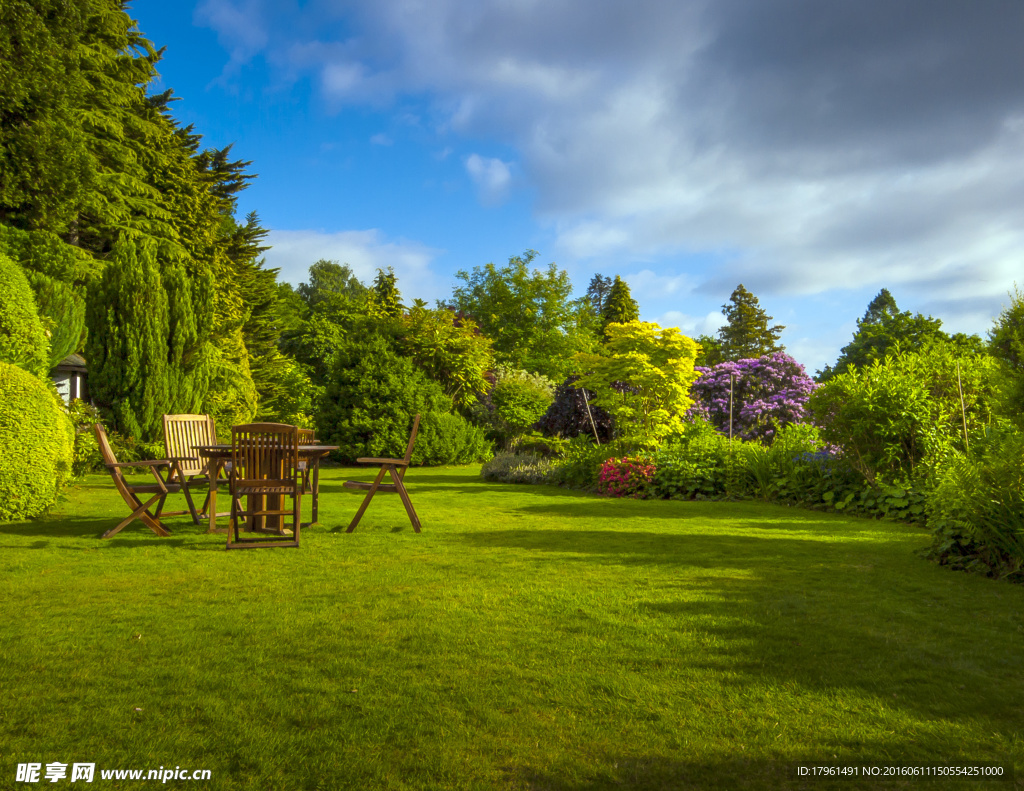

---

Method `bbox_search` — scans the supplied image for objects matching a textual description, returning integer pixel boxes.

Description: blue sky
[137,1,1024,373]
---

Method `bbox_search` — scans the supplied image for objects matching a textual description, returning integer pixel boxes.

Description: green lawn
[1,467,1021,790]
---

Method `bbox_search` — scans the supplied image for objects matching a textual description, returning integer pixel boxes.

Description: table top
[195,444,338,459]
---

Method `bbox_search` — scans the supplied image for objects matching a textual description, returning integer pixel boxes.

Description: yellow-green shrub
[0,362,74,520]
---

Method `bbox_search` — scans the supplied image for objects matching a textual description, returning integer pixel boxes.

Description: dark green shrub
[0,252,49,377]
[413,411,493,466]
[535,375,614,443]
[317,333,453,462]
[0,361,74,520]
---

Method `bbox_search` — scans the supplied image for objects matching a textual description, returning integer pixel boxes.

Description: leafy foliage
[924,424,1024,581]
[317,333,453,462]
[397,304,494,409]
[717,284,785,360]
[808,341,997,482]
[450,250,596,380]
[0,251,49,376]
[688,352,817,444]
[0,361,73,521]
[574,321,701,446]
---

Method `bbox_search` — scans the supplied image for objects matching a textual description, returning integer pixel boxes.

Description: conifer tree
[717,284,785,360]
[818,289,947,381]
[600,275,639,338]
[85,236,171,441]
[586,274,613,316]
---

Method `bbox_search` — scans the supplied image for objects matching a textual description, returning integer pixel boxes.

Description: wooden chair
[297,427,315,494]
[343,415,422,533]
[162,414,220,525]
[93,423,188,539]
[227,423,302,550]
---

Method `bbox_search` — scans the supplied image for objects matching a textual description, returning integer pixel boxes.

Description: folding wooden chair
[227,423,302,550]
[93,423,190,538]
[343,415,422,533]
[162,414,220,525]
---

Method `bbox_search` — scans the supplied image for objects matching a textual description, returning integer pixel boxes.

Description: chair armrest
[356,457,408,465]
[109,459,171,468]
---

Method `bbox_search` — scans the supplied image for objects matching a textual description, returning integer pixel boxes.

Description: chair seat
[234,485,299,496]
[356,457,407,466]
[343,480,399,492]
[130,483,184,494]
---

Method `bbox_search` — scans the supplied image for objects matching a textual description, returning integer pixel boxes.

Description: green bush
[481,452,557,484]
[317,333,453,462]
[808,342,996,482]
[924,424,1024,581]
[412,411,493,466]
[546,435,621,490]
[0,252,50,377]
[0,362,74,520]
[66,398,103,475]
[651,420,733,500]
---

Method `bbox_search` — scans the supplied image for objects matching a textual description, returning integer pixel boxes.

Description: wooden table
[195,444,337,533]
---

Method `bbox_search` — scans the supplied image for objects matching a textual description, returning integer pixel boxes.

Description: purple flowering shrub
[598,456,656,498]
[687,352,817,444]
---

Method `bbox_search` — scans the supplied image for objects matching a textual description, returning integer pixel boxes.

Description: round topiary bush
[0,361,74,521]
[0,252,50,377]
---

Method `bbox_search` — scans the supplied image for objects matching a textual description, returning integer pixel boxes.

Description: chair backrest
[163,414,217,477]
[402,414,421,465]
[94,423,119,468]
[231,423,299,486]
[297,428,315,445]
[93,423,135,500]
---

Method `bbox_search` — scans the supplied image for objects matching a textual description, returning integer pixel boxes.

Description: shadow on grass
[0,515,219,544]
[456,526,1022,727]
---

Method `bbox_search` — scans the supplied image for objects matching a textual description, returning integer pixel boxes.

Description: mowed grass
[1,467,1022,791]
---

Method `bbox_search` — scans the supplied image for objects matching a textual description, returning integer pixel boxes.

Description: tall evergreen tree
[85,236,171,441]
[600,275,639,338]
[717,284,785,360]
[586,274,613,316]
[818,289,948,381]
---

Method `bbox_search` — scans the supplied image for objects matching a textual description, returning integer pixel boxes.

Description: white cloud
[464,154,513,204]
[370,132,393,146]
[264,229,446,304]
[654,310,725,337]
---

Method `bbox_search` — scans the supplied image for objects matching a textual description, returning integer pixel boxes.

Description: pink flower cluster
[598,456,656,498]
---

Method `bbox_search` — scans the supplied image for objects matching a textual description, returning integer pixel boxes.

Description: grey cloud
[196,0,1024,328]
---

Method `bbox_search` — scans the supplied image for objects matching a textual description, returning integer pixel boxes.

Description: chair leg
[346,466,388,532]
[104,494,171,539]
[389,466,422,533]
[311,462,320,523]
[180,480,201,525]
[293,493,301,545]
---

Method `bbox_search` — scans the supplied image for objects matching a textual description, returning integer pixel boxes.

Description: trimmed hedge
[0,252,49,377]
[0,362,74,521]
